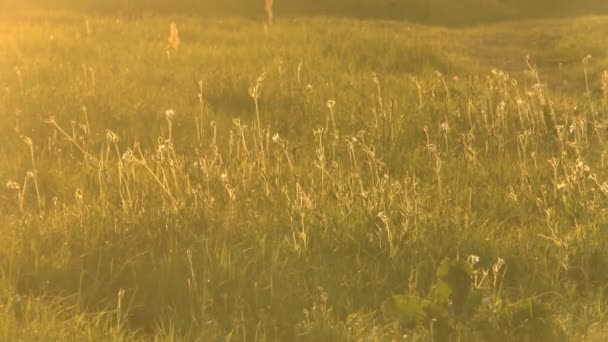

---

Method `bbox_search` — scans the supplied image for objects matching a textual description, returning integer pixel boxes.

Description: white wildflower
[467,254,480,266]
[165,109,176,120]
[6,180,20,190]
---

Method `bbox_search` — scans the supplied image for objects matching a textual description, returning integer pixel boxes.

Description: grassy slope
[1,11,608,340]
[4,0,608,25]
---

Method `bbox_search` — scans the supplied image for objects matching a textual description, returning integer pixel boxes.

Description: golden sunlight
[1,0,608,340]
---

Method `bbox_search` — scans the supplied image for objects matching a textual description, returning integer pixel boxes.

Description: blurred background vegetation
[2,0,608,25]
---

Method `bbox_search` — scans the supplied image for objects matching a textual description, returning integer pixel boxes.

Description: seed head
[165,109,176,120]
[6,180,20,190]
[583,54,592,65]
[122,149,133,163]
[106,130,119,144]
[23,136,33,147]
[75,188,84,202]
[494,257,506,271]
[467,255,480,266]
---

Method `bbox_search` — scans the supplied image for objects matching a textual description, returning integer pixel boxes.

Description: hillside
[1,11,608,340]
[3,0,608,25]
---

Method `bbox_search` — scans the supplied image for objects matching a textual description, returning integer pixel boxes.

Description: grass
[4,0,608,25]
[2,10,608,340]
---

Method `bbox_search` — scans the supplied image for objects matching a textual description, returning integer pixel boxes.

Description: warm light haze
[1,0,608,340]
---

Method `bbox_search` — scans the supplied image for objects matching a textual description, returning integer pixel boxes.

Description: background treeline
[2,0,608,25]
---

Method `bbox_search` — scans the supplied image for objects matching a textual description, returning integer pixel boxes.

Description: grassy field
[4,0,608,25]
[2,10,608,341]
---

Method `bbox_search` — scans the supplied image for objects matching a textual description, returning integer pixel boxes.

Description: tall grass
[1,12,608,341]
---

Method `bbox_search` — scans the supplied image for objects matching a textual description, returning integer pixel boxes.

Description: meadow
[4,0,608,25]
[1,10,608,341]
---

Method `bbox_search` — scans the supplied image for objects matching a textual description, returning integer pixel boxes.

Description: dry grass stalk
[265,0,274,25]
[168,22,180,50]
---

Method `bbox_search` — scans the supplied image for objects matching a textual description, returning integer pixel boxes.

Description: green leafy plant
[382,258,481,340]
[383,258,565,341]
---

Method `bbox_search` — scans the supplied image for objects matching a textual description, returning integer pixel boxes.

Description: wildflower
[494,258,506,270]
[272,133,280,143]
[326,99,336,108]
[508,187,518,202]
[576,159,590,173]
[122,149,133,163]
[583,54,592,65]
[248,85,258,99]
[376,211,388,224]
[165,109,176,120]
[257,72,267,83]
[45,116,56,125]
[6,180,20,190]
[75,188,84,202]
[599,182,608,195]
[106,130,118,144]
[467,254,480,266]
